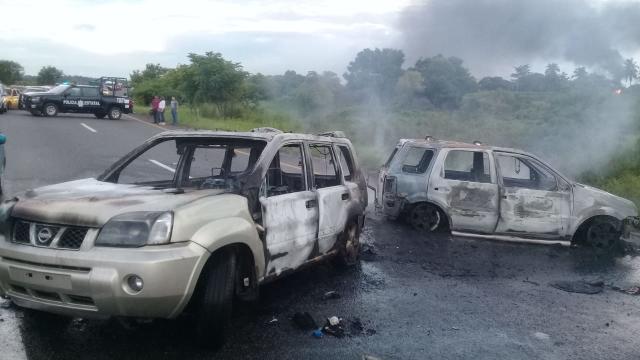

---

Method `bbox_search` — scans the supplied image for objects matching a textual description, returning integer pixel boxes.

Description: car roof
[152,130,352,144]
[399,138,535,156]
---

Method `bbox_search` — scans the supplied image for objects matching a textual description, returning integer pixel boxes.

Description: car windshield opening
[112,137,266,190]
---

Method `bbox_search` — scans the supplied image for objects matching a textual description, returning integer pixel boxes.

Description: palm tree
[624,58,638,86]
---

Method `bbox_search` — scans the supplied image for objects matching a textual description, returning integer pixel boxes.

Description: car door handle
[341,193,350,200]
[306,200,317,209]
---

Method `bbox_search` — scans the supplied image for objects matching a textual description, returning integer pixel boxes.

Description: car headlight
[31,97,40,103]
[95,211,173,247]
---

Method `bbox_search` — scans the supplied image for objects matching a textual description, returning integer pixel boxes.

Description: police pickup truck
[23,77,133,120]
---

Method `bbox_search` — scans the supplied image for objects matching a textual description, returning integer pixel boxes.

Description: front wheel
[194,250,236,348]
[43,103,58,117]
[335,222,361,266]
[108,107,122,120]
[585,217,621,249]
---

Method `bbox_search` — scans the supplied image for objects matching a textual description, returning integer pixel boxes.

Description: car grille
[12,219,90,250]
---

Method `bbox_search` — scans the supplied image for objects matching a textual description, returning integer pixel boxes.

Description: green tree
[130,63,169,86]
[412,55,477,109]
[344,48,405,100]
[181,52,248,117]
[37,66,64,85]
[478,76,512,91]
[0,60,24,84]
[572,67,588,80]
[623,58,638,87]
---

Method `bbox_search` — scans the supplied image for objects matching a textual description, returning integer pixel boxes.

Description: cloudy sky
[0,0,409,77]
[2,0,640,79]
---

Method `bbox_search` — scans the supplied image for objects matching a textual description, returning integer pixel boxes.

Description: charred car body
[379,138,638,248]
[0,129,366,346]
[23,77,132,119]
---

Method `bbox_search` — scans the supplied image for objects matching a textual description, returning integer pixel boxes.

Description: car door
[62,86,82,111]
[308,142,349,253]
[429,149,500,233]
[260,142,319,276]
[80,87,102,112]
[494,152,571,238]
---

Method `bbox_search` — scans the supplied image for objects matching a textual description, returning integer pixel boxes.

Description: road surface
[0,110,639,360]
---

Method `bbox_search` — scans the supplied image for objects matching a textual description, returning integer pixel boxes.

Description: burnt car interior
[402,147,434,174]
[309,144,341,188]
[266,144,305,196]
[109,138,266,189]
[444,150,491,183]
[496,154,557,191]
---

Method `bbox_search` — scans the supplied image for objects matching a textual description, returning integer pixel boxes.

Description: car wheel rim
[46,106,56,116]
[411,205,440,232]
[111,109,121,118]
[587,222,617,248]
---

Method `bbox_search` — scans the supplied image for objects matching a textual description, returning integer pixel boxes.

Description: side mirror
[0,134,7,145]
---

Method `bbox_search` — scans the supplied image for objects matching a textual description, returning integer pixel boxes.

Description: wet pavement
[2,215,640,359]
[1,112,640,359]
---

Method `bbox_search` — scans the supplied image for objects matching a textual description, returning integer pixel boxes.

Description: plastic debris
[312,329,324,338]
[549,280,604,294]
[362,356,382,360]
[322,291,341,300]
[323,316,345,338]
[292,312,318,331]
[267,317,278,325]
[328,316,340,326]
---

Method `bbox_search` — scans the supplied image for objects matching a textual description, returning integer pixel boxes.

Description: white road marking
[80,123,97,133]
[149,159,175,173]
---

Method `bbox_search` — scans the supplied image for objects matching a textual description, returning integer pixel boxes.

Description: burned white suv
[378,137,638,248]
[0,129,367,347]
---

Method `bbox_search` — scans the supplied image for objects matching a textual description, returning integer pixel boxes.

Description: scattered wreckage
[0,128,367,347]
[378,137,639,248]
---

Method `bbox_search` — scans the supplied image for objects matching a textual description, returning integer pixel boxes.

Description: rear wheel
[108,107,122,120]
[585,217,621,249]
[43,103,58,117]
[335,221,361,266]
[409,203,443,232]
[194,250,236,348]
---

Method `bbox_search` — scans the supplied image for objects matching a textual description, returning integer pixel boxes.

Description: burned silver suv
[0,129,367,347]
[379,137,638,247]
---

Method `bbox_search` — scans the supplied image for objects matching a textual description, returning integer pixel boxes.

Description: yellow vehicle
[4,88,21,110]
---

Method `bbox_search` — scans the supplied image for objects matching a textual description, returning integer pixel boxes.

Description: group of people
[150,96,179,126]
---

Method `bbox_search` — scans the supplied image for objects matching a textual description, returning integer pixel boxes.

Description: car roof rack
[250,127,283,134]
[317,131,346,138]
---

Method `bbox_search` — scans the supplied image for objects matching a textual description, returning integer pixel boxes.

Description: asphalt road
[1,110,640,360]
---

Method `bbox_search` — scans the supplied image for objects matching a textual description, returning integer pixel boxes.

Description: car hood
[574,183,638,218]
[11,178,225,227]
[23,91,51,97]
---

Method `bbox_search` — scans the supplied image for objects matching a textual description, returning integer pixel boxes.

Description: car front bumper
[0,238,209,319]
[622,216,640,244]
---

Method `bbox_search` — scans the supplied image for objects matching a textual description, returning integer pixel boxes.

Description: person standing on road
[158,97,166,125]
[170,96,179,125]
[150,96,160,124]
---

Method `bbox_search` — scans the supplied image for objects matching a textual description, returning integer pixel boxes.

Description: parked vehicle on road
[378,137,638,248]
[0,83,7,114]
[18,86,51,109]
[0,129,367,347]
[22,77,133,119]
[4,88,21,110]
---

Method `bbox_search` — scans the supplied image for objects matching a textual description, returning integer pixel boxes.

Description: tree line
[0,61,71,86]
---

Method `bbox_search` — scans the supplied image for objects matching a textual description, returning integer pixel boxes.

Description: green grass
[135,104,301,132]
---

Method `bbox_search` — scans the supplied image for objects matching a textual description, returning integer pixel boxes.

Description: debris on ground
[266,317,279,325]
[322,316,345,338]
[362,355,382,360]
[610,285,640,295]
[533,331,550,340]
[322,291,341,300]
[523,279,540,286]
[360,243,378,261]
[312,329,324,338]
[549,280,604,294]
[0,300,11,309]
[291,312,318,331]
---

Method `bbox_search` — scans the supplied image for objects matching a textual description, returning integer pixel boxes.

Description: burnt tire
[584,217,621,249]
[107,106,122,120]
[409,203,444,232]
[43,103,58,117]
[334,221,361,267]
[194,249,236,349]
